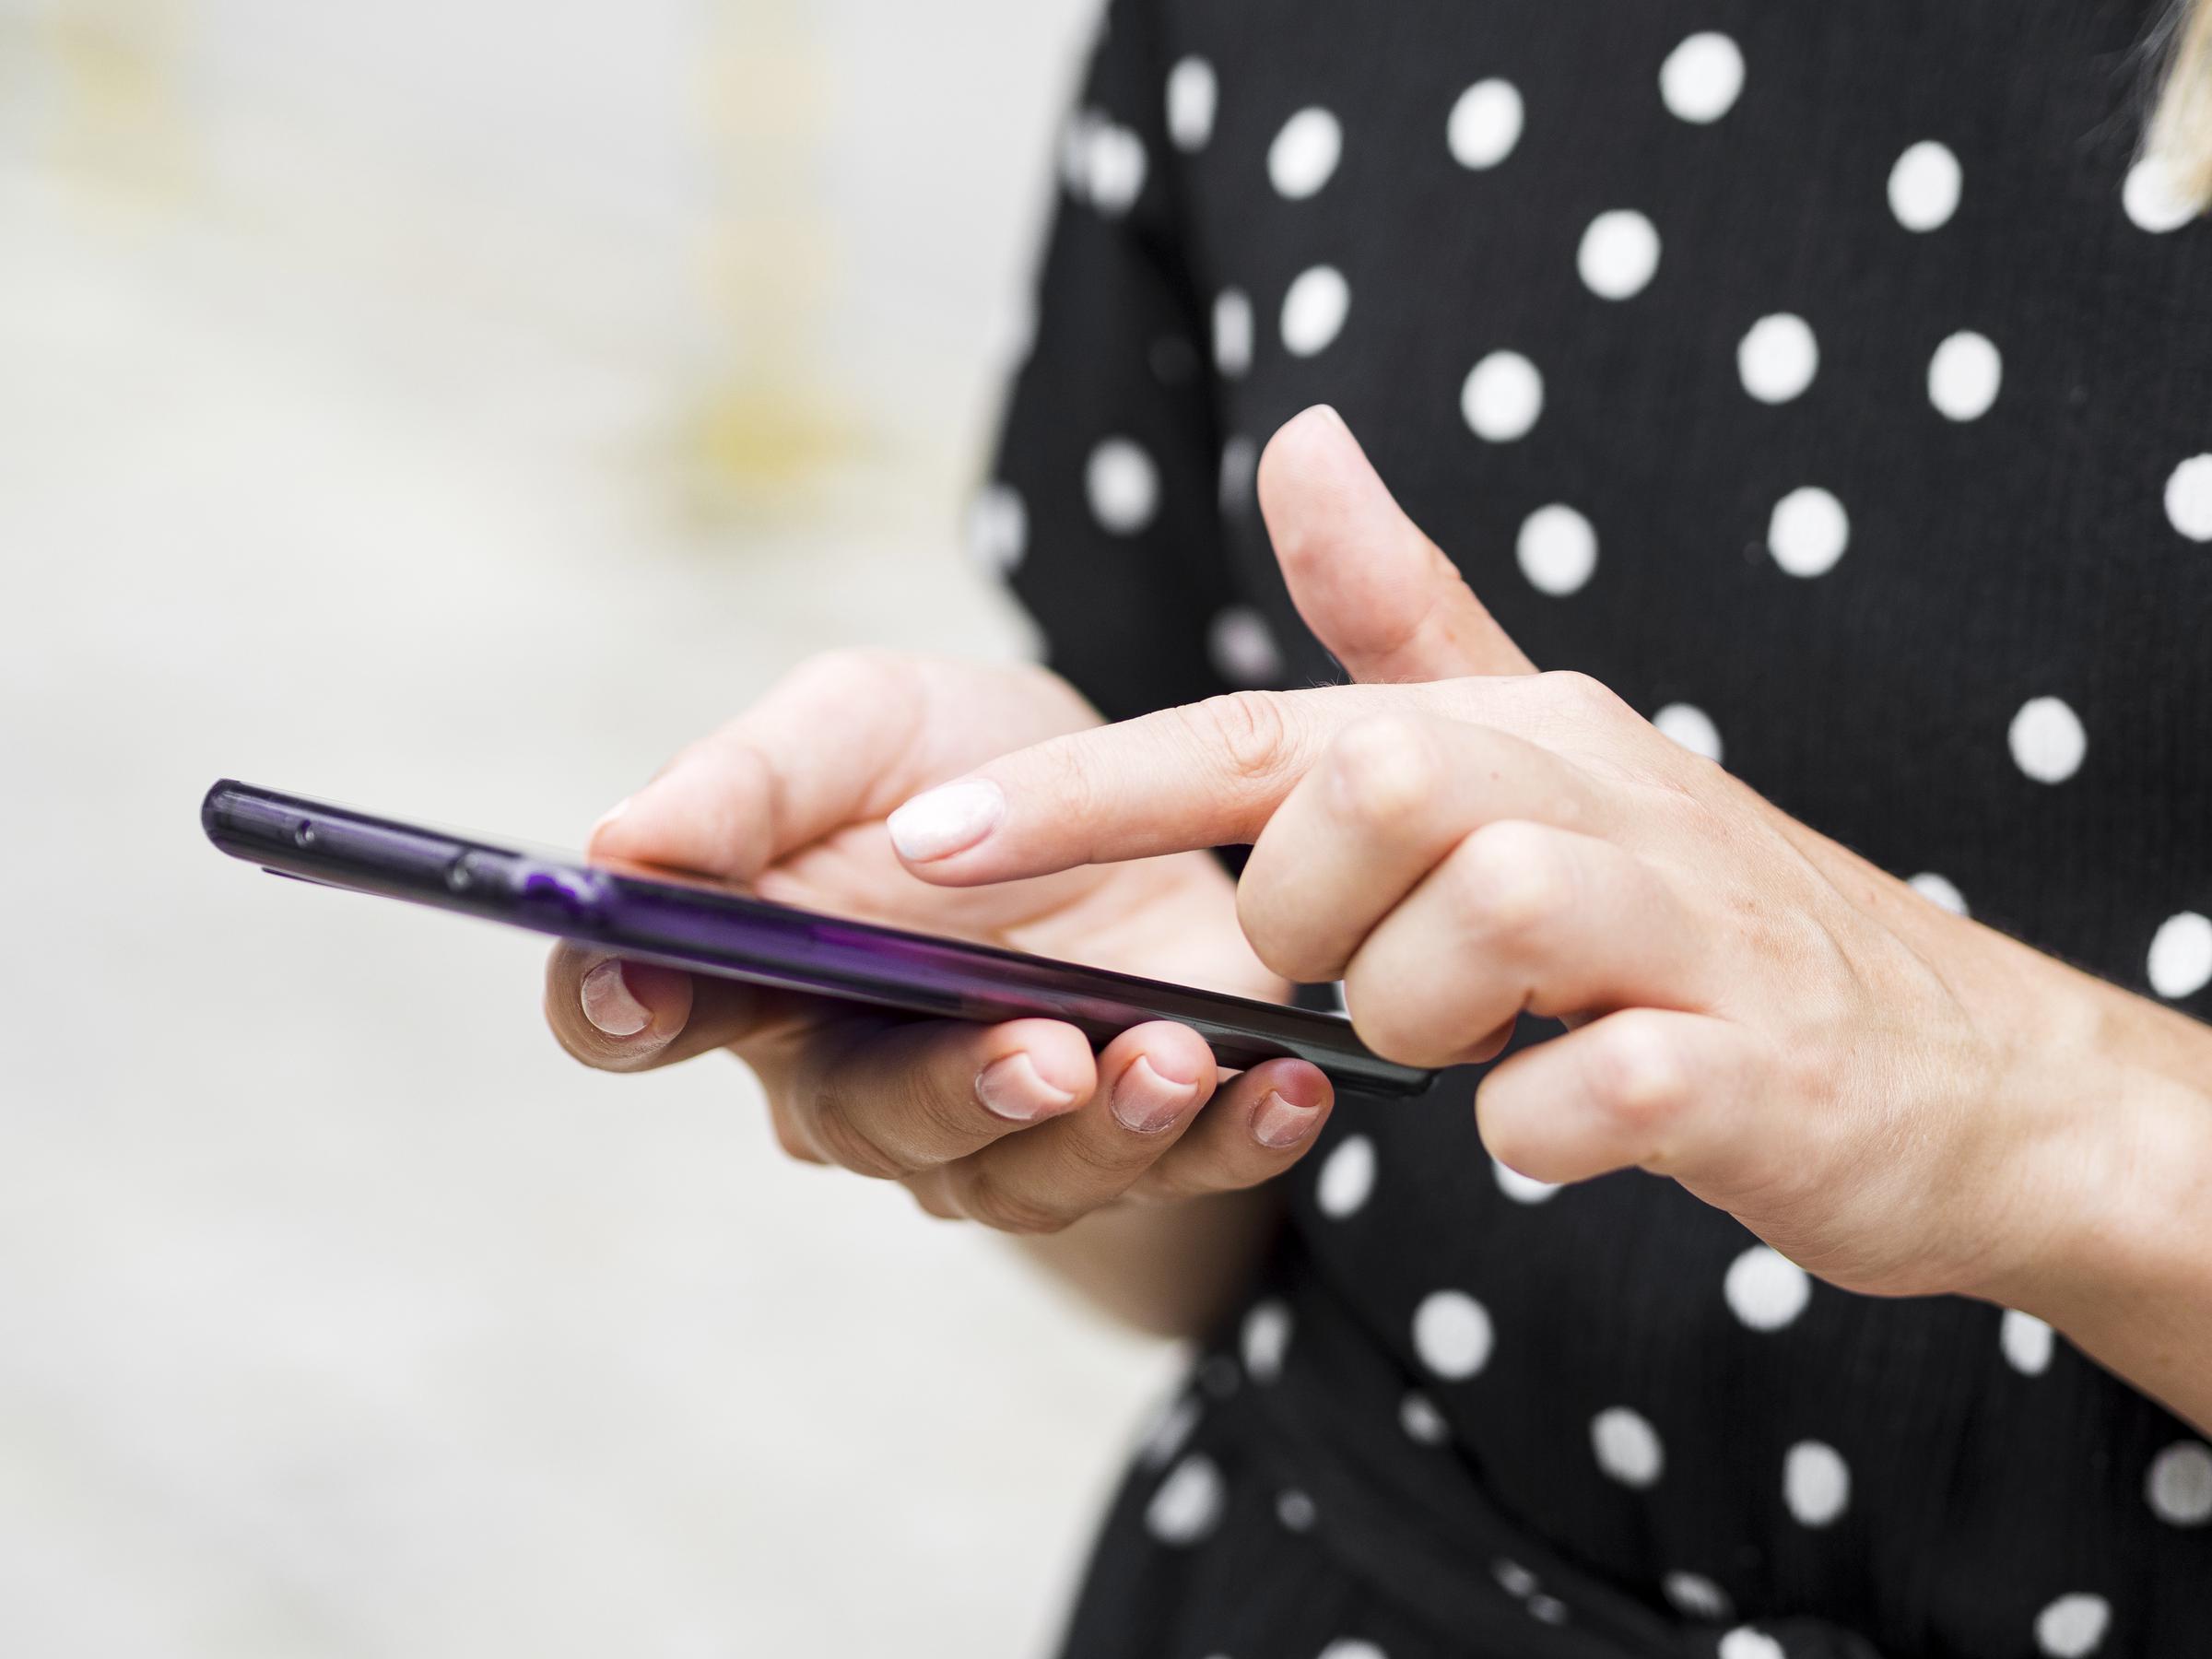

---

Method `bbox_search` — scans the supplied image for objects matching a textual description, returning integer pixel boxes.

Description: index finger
[885,678,1578,884]
[592,652,1089,880]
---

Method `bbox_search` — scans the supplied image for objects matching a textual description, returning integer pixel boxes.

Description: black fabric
[982,3,2212,1654]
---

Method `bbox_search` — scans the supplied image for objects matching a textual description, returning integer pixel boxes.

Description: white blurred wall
[0,3,1184,1655]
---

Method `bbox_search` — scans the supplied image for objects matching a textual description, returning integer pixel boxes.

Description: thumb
[1257,405,1535,681]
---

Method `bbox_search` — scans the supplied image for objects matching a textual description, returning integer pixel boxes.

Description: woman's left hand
[884,406,2212,1355]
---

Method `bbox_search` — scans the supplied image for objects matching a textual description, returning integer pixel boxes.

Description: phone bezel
[202,780,1436,1099]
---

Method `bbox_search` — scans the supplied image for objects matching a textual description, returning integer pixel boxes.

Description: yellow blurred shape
[41,0,194,202]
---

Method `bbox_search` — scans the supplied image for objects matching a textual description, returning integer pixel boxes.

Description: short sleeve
[975,1,1246,725]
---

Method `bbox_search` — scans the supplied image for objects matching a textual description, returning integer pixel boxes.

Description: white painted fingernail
[888,780,1005,863]
[976,1052,1077,1123]
[581,958,650,1037]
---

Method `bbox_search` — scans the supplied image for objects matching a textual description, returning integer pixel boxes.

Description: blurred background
[0,1,1184,1653]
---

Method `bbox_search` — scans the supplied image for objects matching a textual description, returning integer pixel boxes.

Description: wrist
[1968,973,2212,1332]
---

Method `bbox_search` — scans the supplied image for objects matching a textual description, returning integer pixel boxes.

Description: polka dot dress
[990,3,2212,1655]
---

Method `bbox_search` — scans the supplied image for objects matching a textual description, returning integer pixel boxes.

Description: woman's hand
[542,651,1335,1251]
[883,408,2212,1426]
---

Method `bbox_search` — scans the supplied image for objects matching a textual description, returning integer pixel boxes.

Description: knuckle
[1060,1121,1147,1188]
[953,1164,1074,1235]
[1538,669,1628,724]
[1125,1155,1210,1206]
[1031,735,1103,825]
[1584,1015,1689,1141]
[802,1092,917,1181]
[1447,820,1572,945]
[1189,689,1294,787]
[1325,714,1445,831]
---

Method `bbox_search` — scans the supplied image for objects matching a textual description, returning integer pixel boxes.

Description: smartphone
[202,781,1433,1098]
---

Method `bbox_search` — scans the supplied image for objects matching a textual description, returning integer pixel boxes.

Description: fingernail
[1252,1089,1321,1148]
[976,1052,1077,1123]
[581,958,651,1037]
[888,780,1005,863]
[590,796,632,841]
[1111,1054,1197,1135]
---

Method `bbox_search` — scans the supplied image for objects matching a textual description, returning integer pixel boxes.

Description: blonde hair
[2147,0,2212,211]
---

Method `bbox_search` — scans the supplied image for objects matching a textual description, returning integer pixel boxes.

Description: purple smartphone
[203,781,1434,1098]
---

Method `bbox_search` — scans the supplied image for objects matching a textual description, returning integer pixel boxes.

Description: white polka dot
[1492,1158,1560,1204]
[1767,486,1849,578]
[1212,288,1253,377]
[1724,1245,1812,1332]
[2147,1440,2212,1526]
[2149,912,2212,999]
[1591,1406,1665,1488]
[1218,435,1258,516]
[1493,1559,1538,1598]
[1718,1630,1786,1659]
[1166,56,1217,153]
[1086,438,1159,535]
[1738,312,1818,404]
[1281,265,1351,357]
[1461,350,1543,441]
[1783,1440,1851,1527]
[1316,1642,1386,1659]
[1928,331,2002,421]
[967,483,1027,575]
[1888,140,1962,231]
[1241,1299,1291,1383]
[1208,606,1283,686]
[1660,32,1745,124]
[1664,1571,1734,1621]
[1139,1393,1202,1468]
[2164,453,2212,541]
[1516,504,1598,596]
[1077,118,1147,216]
[1413,1289,1494,1380]
[1316,1135,1378,1218]
[1909,872,1970,917]
[2124,152,2199,233]
[1654,702,1724,764]
[1146,1453,1225,1545]
[1399,1391,1450,1444]
[1268,106,1342,199]
[2009,697,2087,784]
[1577,210,1662,300]
[2035,1593,2112,1657]
[1527,1594,1569,1625]
[1276,1488,1318,1531]
[2000,1308,2054,1375]
[1447,78,1524,170]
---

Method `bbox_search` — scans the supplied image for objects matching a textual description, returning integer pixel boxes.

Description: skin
[877,406,2212,1434]
[542,650,1333,1338]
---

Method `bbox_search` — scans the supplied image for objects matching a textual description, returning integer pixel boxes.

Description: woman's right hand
[542,650,1335,1236]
